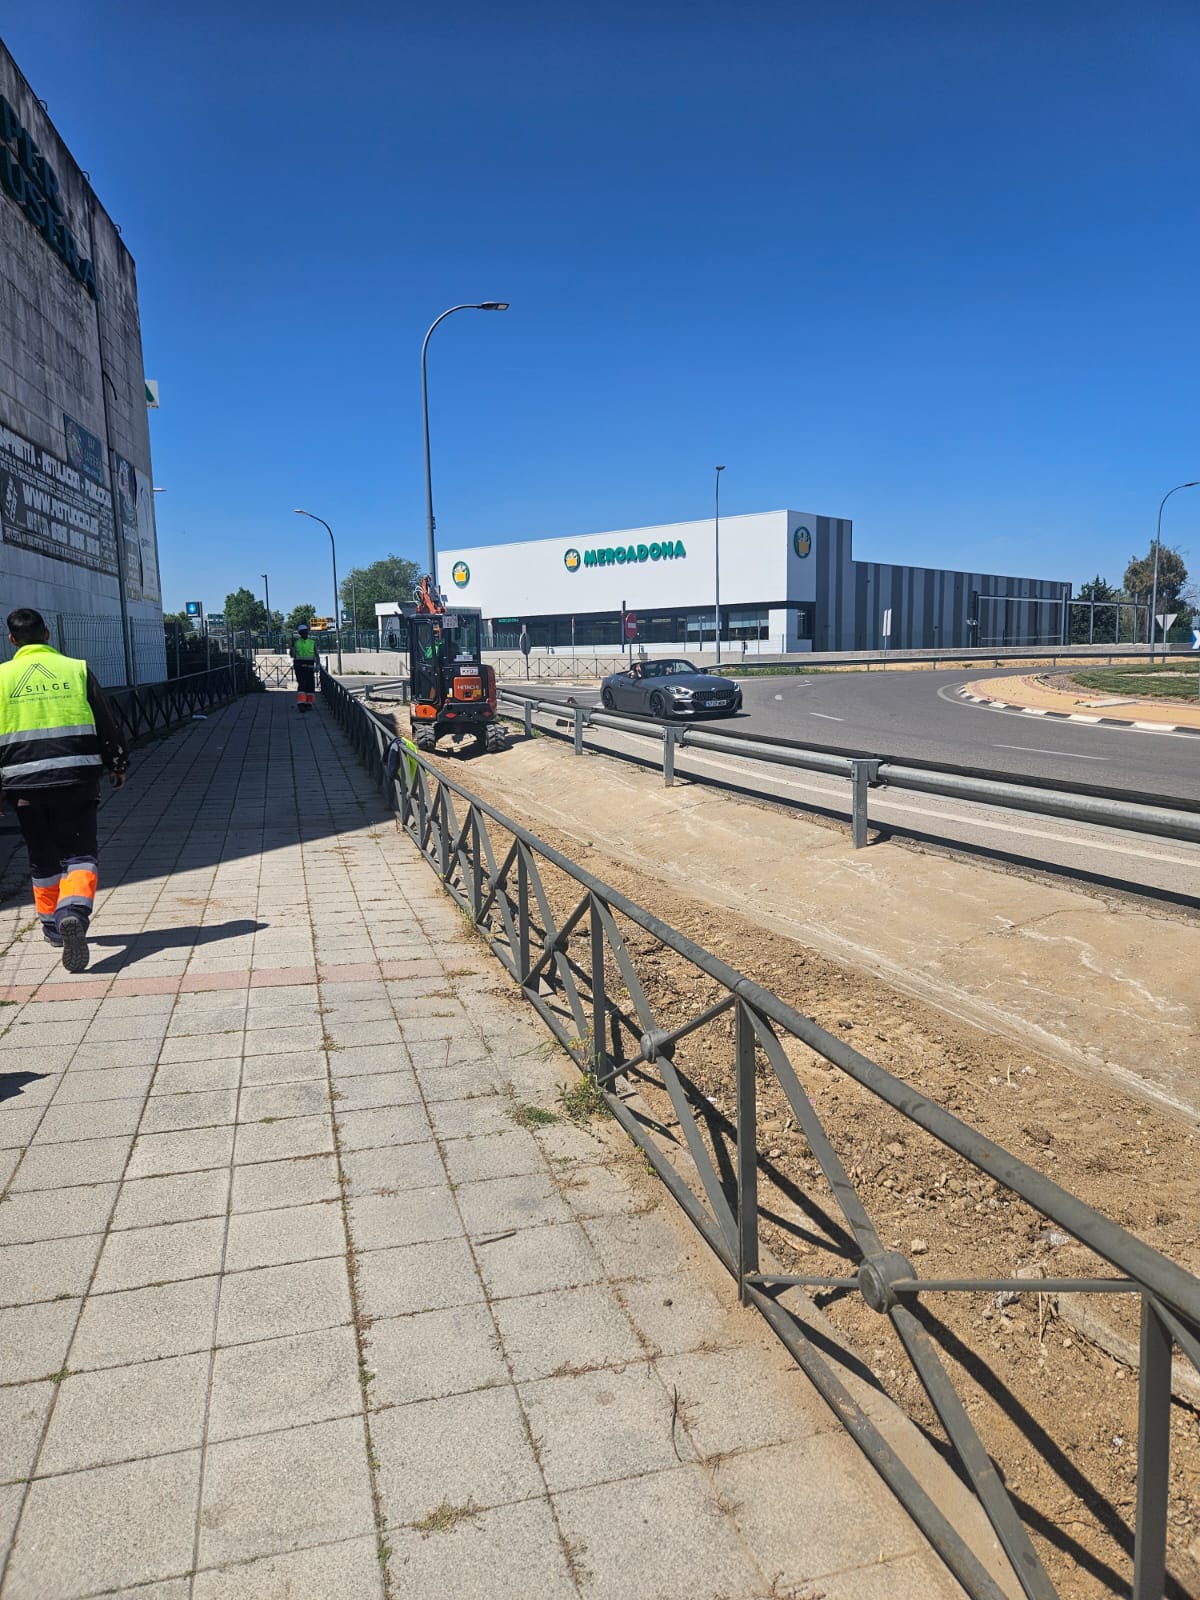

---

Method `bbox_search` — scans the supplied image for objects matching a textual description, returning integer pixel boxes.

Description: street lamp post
[292,509,343,673]
[349,574,358,648]
[421,302,509,582]
[1149,481,1198,663]
[713,466,725,664]
[261,573,271,652]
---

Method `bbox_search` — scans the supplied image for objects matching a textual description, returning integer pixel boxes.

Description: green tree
[1070,576,1120,643]
[286,602,317,630]
[1124,546,1188,609]
[224,587,269,631]
[340,554,420,629]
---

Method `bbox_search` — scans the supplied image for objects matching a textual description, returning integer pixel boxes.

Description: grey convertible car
[599,658,743,719]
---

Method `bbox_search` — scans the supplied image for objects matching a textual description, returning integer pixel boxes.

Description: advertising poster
[0,421,118,577]
[63,414,105,486]
[113,454,161,604]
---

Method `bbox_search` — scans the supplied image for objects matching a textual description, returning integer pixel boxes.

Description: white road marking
[809,712,844,721]
[774,693,783,700]
[993,744,1106,761]
[1068,714,1103,723]
[1021,707,1048,716]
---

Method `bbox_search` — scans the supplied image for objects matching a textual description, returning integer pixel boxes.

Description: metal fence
[105,663,251,746]
[320,665,1200,1600]
[0,612,168,686]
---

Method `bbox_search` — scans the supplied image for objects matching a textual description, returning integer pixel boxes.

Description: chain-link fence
[0,612,166,687]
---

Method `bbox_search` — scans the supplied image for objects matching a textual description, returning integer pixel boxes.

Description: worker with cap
[0,607,128,972]
[291,623,318,711]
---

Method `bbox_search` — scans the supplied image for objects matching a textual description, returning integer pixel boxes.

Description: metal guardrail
[321,665,1200,1600]
[106,664,250,745]
[496,692,1200,851]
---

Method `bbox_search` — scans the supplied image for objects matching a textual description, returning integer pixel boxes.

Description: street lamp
[421,302,510,581]
[1149,481,1198,663]
[261,573,271,651]
[292,509,343,673]
[713,466,726,665]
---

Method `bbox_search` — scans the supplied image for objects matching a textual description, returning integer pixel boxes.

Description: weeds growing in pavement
[557,1073,612,1124]
[412,1499,480,1537]
[509,1102,559,1129]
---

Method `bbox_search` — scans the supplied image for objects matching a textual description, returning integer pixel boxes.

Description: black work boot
[58,914,90,974]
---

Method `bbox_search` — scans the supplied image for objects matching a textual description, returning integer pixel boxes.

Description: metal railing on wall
[319,665,1200,1600]
[105,663,251,746]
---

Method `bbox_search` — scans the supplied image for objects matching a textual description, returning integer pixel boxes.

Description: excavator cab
[407,597,502,754]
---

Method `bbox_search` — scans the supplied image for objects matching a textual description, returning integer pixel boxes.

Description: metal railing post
[735,1002,759,1304]
[573,705,584,755]
[517,845,531,986]
[850,758,880,849]
[1132,1296,1173,1599]
[664,726,677,787]
[524,700,533,738]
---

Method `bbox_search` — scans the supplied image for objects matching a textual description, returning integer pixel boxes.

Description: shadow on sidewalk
[0,1071,50,1103]
[87,919,267,974]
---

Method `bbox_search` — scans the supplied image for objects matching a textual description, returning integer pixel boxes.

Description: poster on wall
[0,421,118,577]
[63,415,105,486]
[113,455,161,604]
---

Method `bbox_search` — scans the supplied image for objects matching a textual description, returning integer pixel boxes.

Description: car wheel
[601,686,615,709]
[649,690,667,718]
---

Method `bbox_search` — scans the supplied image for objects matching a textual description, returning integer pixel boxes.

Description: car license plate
[704,697,725,708]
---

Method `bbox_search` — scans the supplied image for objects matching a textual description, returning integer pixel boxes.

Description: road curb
[957,684,1200,737]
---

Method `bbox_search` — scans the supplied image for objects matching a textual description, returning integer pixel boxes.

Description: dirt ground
[385,711,1200,1598]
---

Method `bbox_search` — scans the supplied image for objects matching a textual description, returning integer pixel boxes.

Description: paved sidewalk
[0,691,972,1600]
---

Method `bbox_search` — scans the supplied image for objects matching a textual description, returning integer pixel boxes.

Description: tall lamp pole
[261,573,271,651]
[421,302,509,582]
[713,466,726,664]
[1149,481,1198,664]
[292,509,343,673]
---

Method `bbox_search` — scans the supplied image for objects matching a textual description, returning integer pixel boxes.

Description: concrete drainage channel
[496,691,1200,854]
[323,666,1200,1600]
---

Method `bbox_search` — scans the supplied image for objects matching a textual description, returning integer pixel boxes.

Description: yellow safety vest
[0,644,101,788]
[294,637,316,661]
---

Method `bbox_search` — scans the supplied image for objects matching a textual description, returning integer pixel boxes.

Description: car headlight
[668,684,694,696]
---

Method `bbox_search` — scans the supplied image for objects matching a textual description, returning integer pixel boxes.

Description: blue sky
[7,0,1199,615]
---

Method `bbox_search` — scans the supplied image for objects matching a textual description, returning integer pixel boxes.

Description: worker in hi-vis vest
[291,623,318,711]
[0,608,128,973]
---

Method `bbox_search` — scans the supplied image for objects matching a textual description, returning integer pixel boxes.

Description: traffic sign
[185,601,201,617]
[207,613,226,628]
[623,612,638,642]
[881,608,893,639]
[1192,629,1200,652]
[1156,612,1178,635]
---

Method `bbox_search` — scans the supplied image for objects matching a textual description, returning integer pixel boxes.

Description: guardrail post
[735,1002,759,1304]
[849,758,881,849]
[1132,1296,1172,1600]
[590,893,608,1079]
[524,700,533,739]
[663,726,678,787]
[573,705,584,755]
[517,845,531,986]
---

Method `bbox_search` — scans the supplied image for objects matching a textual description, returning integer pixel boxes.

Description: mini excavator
[407,575,502,754]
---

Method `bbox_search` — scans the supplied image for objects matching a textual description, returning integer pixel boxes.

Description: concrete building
[0,39,164,684]
[436,512,1071,654]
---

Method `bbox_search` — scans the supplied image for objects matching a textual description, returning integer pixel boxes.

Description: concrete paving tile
[0,1018,91,1048]
[1,1448,200,1600]
[126,1124,235,1180]
[159,1031,241,1064]
[99,1578,191,1599]
[443,1130,550,1186]
[0,1182,117,1245]
[493,1283,644,1383]
[38,1350,210,1473]
[552,1465,764,1600]
[521,1362,688,1491]
[230,1154,341,1214]
[70,1276,219,1370]
[237,1082,328,1123]
[111,1167,230,1230]
[149,1057,243,1095]
[216,1257,353,1346]
[234,1112,334,1165]
[0,1070,61,1107]
[0,1233,103,1308]
[373,1386,542,1526]
[707,1435,925,1582]
[404,1037,490,1070]
[387,1496,575,1599]
[476,1221,605,1301]
[0,1106,44,1145]
[242,1024,326,1056]
[365,1303,507,1406]
[356,1236,483,1320]
[581,1209,698,1280]
[419,1061,510,1102]
[71,1039,163,1069]
[8,1132,134,1191]
[427,1095,514,1140]
[193,1535,384,1600]
[616,1273,736,1358]
[239,1049,329,1086]
[335,1103,431,1152]
[51,1063,154,1103]
[167,1006,246,1036]
[92,1216,226,1293]
[348,1186,462,1252]
[32,1097,143,1144]
[456,1171,572,1237]
[340,1141,445,1195]
[330,1070,421,1110]
[328,1043,412,1077]
[139,1088,240,1134]
[560,1160,654,1220]
[0,1379,53,1481]
[324,1019,405,1049]
[83,1014,172,1043]
[208,1324,362,1441]
[0,1298,80,1384]
[224,1200,344,1271]
[198,1415,376,1566]
[812,1550,965,1600]
[0,1044,77,1074]
[654,1346,820,1459]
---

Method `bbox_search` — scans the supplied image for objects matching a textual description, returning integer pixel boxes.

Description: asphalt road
[508,667,1200,803]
